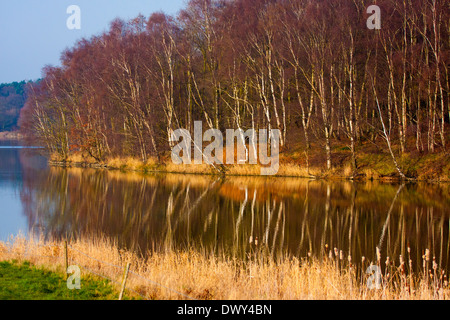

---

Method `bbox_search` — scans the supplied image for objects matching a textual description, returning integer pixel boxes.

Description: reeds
[0,235,448,300]
[49,153,332,179]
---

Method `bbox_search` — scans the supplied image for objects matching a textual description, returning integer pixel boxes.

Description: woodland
[19,0,449,178]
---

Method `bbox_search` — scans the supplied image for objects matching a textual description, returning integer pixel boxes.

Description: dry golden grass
[50,152,100,165]
[52,151,421,182]
[278,163,323,178]
[364,168,381,180]
[105,157,125,169]
[342,164,353,178]
[67,153,91,164]
[49,152,64,162]
[1,235,448,300]
[106,157,149,171]
[164,162,217,175]
[55,152,330,179]
[225,164,262,176]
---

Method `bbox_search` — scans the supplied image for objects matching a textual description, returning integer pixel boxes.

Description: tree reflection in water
[20,165,450,273]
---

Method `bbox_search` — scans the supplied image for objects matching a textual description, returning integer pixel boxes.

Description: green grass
[0,260,119,300]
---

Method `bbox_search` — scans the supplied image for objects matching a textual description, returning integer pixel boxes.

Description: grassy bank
[0,260,118,300]
[1,236,448,300]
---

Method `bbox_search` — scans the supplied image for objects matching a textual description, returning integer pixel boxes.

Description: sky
[0,0,186,84]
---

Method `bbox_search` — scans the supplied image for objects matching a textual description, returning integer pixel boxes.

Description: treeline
[20,0,449,175]
[0,81,33,131]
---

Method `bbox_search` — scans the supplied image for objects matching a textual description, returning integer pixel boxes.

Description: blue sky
[0,0,186,84]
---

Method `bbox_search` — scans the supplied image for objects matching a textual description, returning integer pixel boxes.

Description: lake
[1,140,449,273]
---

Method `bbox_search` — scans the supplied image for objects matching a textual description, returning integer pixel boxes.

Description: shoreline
[48,156,450,184]
[47,160,396,181]
[0,131,23,141]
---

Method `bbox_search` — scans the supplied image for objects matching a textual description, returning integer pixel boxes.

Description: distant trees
[0,81,34,131]
[20,0,449,173]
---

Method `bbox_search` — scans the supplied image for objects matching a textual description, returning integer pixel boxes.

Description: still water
[1,141,449,272]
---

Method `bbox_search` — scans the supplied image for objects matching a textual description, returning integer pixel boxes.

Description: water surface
[0,140,46,241]
[1,140,449,273]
